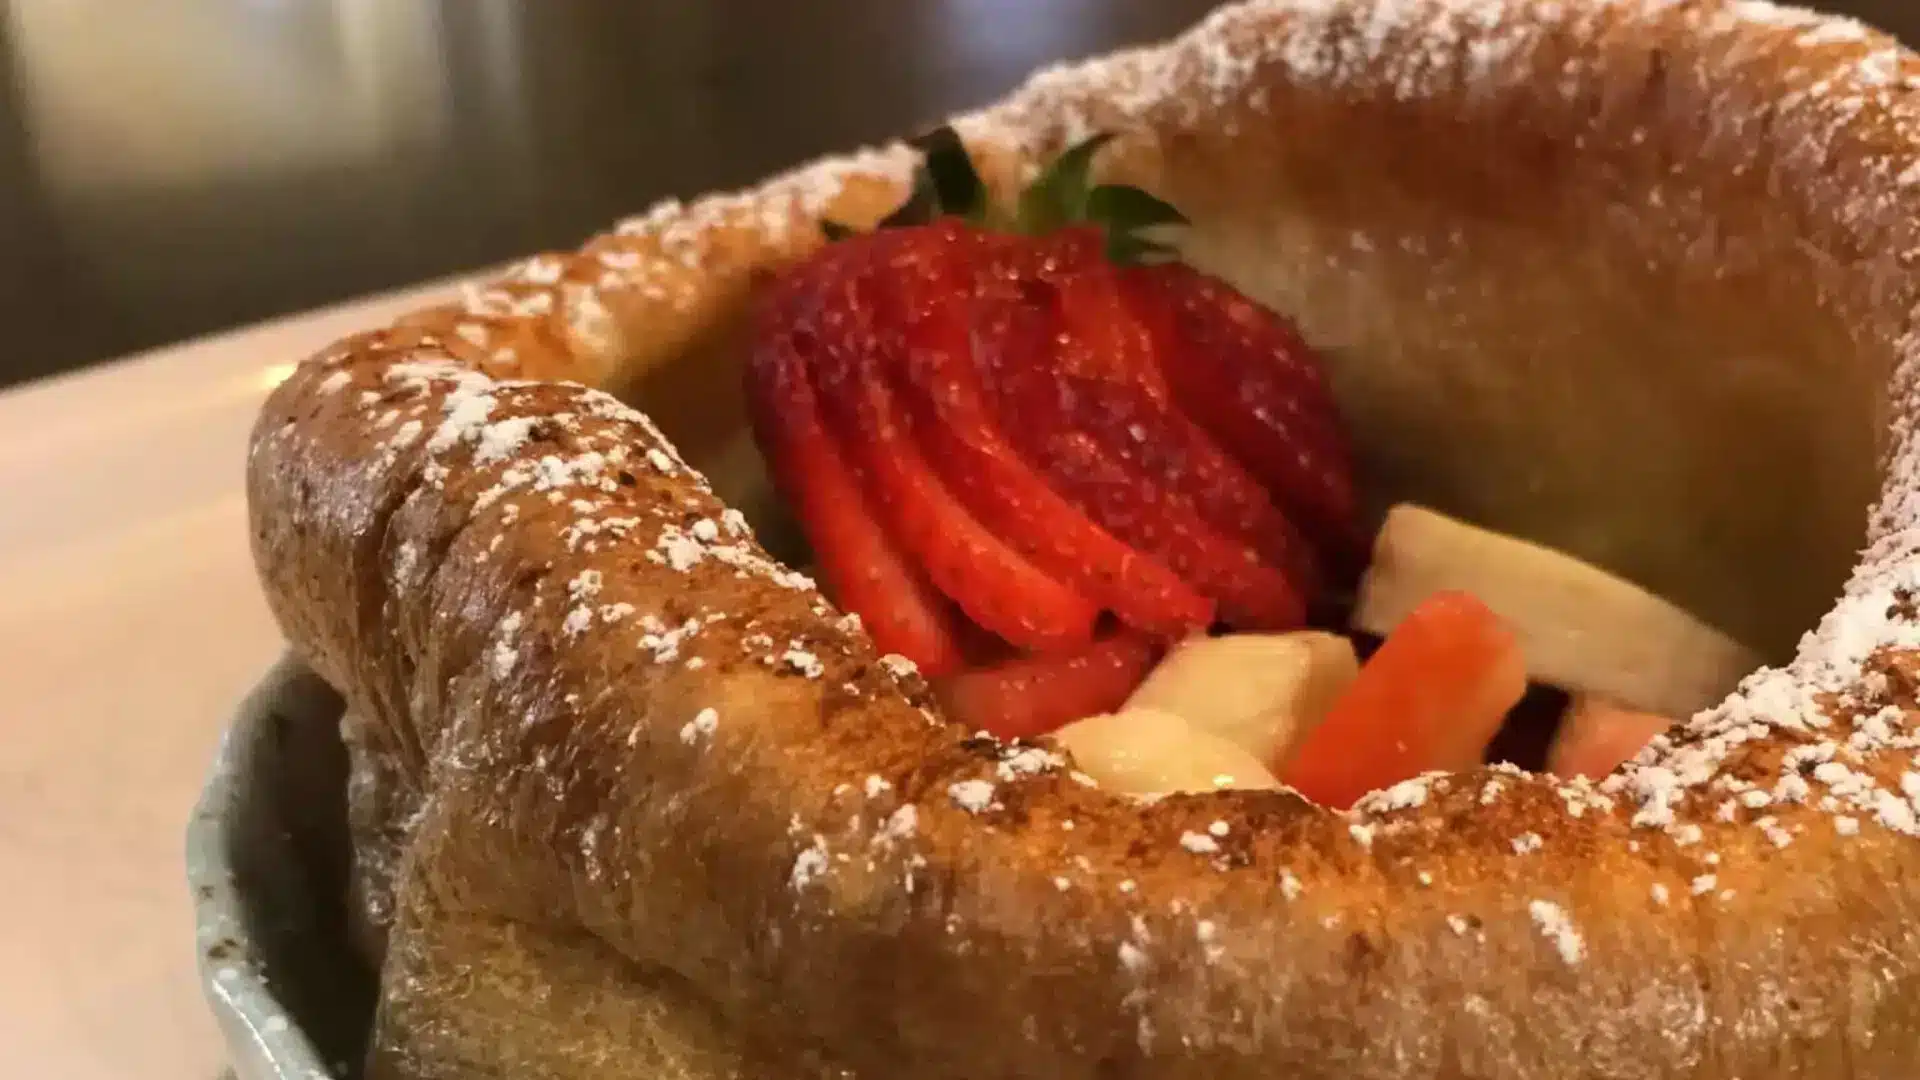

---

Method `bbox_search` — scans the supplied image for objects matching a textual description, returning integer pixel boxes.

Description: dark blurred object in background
[0,0,1912,390]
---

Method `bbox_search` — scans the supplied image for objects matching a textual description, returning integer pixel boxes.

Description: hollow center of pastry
[627,121,1889,804]
[1170,135,1888,667]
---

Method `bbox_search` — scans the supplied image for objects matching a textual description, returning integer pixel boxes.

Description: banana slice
[1123,631,1359,765]
[1054,708,1281,796]
[1354,504,1760,718]
[1548,694,1676,780]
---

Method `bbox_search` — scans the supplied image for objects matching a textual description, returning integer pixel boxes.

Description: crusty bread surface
[248,1,1920,1076]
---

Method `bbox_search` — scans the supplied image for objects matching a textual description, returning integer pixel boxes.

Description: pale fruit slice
[1053,707,1281,796]
[1354,504,1761,719]
[1548,694,1676,780]
[1123,631,1360,765]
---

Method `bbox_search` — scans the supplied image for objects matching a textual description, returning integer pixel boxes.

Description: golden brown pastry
[247,1,1920,1076]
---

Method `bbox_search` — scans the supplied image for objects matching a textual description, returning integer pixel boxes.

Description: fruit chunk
[1280,591,1525,809]
[932,635,1158,741]
[1353,504,1761,718]
[1549,694,1676,781]
[1123,631,1360,765]
[1054,707,1281,795]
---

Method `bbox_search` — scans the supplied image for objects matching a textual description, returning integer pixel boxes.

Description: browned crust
[247,1,1920,1076]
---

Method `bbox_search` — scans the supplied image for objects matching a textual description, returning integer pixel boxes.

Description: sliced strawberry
[971,273,1309,630]
[1047,259,1323,593]
[744,310,970,676]
[803,255,1099,653]
[1128,263,1362,561]
[1278,591,1524,809]
[933,633,1159,741]
[874,227,1214,638]
[1031,433,1309,630]
[745,129,1361,663]
[1041,248,1168,398]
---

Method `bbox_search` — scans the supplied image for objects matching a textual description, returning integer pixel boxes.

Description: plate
[186,655,372,1080]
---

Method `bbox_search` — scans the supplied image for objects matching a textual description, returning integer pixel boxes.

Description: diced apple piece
[1548,694,1676,781]
[1054,707,1281,796]
[1354,504,1760,718]
[1123,631,1359,765]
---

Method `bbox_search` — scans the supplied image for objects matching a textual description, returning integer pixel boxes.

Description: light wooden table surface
[0,278,466,1080]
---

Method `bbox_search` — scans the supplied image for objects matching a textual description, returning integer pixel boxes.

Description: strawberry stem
[820,125,1188,266]
[1016,131,1116,233]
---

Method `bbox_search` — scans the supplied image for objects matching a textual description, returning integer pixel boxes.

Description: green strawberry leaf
[1085,184,1188,233]
[820,126,1190,269]
[1016,131,1117,234]
[1104,232,1181,267]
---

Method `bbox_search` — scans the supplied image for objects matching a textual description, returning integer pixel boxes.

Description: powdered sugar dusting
[997,746,1065,782]
[878,804,919,842]
[1527,900,1585,965]
[490,611,524,680]
[948,780,999,814]
[679,707,719,745]
[1353,774,1441,815]
[1179,831,1220,855]
[790,835,830,891]
[650,521,815,591]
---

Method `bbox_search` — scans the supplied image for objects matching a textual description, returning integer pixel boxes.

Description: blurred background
[0,0,1913,390]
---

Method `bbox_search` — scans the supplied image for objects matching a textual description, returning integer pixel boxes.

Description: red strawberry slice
[745,311,970,676]
[1026,429,1309,630]
[933,633,1159,740]
[970,264,1310,630]
[1045,260,1323,593]
[872,227,1215,638]
[1126,263,1362,560]
[1116,401,1325,592]
[1039,245,1168,398]
[802,255,1100,653]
